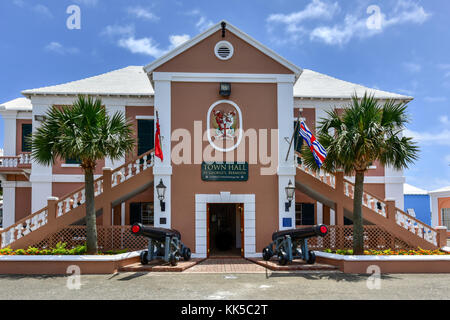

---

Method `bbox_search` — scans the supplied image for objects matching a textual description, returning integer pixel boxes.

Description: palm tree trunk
[85,168,98,254]
[353,170,365,255]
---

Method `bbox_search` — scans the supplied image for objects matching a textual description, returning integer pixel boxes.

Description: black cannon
[131,223,191,266]
[262,225,328,265]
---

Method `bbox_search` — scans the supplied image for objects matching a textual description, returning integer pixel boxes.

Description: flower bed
[0,242,128,256]
[323,248,450,256]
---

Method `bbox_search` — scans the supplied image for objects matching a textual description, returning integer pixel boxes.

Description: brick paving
[184,258,267,273]
[119,258,205,272]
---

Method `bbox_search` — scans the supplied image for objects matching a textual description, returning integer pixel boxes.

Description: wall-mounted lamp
[156,179,167,212]
[34,115,46,122]
[219,83,231,97]
[285,180,295,212]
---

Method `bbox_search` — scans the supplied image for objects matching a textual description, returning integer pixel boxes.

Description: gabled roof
[144,20,302,78]
[404,183,428,195]
[0,97,32,111]
[429,186,450,194]
[22,66,153,98]
[294,69,413,101]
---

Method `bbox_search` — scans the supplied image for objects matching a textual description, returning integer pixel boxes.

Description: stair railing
[295,153,439,246]
[0,150,155,248]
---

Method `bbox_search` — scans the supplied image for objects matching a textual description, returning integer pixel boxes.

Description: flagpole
[285,109,302,162]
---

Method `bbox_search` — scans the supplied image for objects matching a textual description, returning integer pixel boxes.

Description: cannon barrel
[131,223,181,241]
[272,224,328,241]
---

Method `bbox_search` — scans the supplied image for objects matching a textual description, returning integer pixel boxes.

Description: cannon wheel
[262,247,272,261]
[278,250,288,266]
[169,253,179,266]
[307,251,316,264]
[183,248,191,261]
[140,251,149,265]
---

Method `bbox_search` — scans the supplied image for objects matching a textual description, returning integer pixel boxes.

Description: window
[141,203,154,226]
[137,119,154,156]
[295,203,315,226]
[442,208,450,229]
[21,124,32,152]
[65,158,81,165]
[130,202,154,226]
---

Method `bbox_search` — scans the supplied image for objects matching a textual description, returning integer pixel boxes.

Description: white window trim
[61,164,81,168]
[136,115,155,120]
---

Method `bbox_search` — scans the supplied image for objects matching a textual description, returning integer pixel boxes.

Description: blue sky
[0,0,449,191]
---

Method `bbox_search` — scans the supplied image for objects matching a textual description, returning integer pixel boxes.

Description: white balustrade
[0,209,48,248]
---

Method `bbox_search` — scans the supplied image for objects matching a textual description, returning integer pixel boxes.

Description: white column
[105,104,126,169]
[430,195,439,227]
[330,208,336,225]
[317,202,323,224]
[30,104,53,212]
[121,202,126,226]
[277,75,296,230]
[153,75,172,228]
[3,112,17,156]
[2,181,16,228]
[385,165,405,210]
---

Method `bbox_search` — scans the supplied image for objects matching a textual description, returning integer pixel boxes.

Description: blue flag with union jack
[298,121,327,168]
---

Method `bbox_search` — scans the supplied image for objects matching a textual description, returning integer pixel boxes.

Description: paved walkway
[185,258,267,273]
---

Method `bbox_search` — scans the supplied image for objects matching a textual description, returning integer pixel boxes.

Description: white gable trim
[144,20,302,78]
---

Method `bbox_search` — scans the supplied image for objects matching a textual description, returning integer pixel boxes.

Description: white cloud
[127,7,159,21]
[186,9,213,31]
[271,0,431,46]
[45,42,79,55]
[13,1,53,18]
[424,96,447,103]
[103,23,191,58]
[118,37,165,58]
[403,62,422,73]
[73,0,99,6]
[404,128,450,146]
[101,25,135,38]
[117,33,191,58]
[169,34,191,49]
[268,0,339,30]
[439,115,450,125]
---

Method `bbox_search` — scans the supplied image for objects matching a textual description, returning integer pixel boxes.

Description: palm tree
[301,93,419,255]
[31,95,135,254]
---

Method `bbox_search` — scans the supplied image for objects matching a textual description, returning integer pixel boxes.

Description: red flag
[155,113,163,161]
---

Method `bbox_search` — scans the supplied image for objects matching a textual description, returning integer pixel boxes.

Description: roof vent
[214,41,234,60]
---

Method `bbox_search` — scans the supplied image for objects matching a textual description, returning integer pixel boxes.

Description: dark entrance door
[208,203,242,257]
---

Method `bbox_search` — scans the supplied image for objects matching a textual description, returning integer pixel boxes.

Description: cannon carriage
[131,223,191,266]
[262,225,328,265]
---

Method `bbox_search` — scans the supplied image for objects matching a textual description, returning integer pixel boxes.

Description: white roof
[294,69,413,101]
[404,183,428,195]
[22,66,153,97]
[0,97,32,111]
[429,186,450,194]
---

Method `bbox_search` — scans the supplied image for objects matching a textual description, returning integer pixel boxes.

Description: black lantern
[285,180,295,212]
[219,83,231,97]
[156,179,167,212]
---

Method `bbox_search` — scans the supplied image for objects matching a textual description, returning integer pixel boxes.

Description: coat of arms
[207,100,243,152]
[212,110,237,140]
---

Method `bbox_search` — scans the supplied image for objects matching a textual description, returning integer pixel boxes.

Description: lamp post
[156,179,167,212]
[285,180,295,212]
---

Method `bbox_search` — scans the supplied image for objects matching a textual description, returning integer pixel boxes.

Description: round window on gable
[214,41,234,60]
